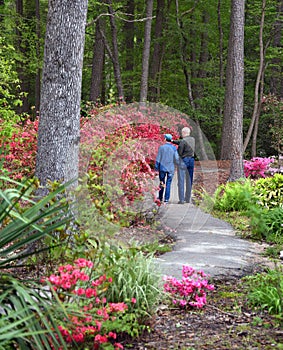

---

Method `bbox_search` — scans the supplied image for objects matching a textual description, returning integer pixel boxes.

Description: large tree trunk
[36,0,88,192]
[90,17,105,102]
[140,0,154,103]
[223,0,245,181]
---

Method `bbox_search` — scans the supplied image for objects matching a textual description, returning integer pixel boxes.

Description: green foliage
[0,177,72,268]
[0,176,74,349]
[244,267,283,318]
[95,242,164,318]
[253,174,283,209]
[0,36,21,138]
[0,276,68,350]
[259,207,283,243]
[211,179,255,212]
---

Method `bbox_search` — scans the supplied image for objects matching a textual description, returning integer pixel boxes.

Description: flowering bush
[1,119,38,180]
[42,258,132,349]
[79,103,191,224]
[244,157,275,179]
[1,103,192,225]
[163,265,214,309]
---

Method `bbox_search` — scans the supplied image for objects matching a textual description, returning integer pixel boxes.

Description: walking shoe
[178,201,185,204]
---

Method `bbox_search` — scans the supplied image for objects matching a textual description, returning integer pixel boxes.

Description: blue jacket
[155,142,178,174]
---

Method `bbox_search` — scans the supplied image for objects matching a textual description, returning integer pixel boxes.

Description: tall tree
[90,16,105,102]
[36,0,88,191]
[221,0,245,180]
[104,0,124,101]
[148,0,170,102]
[123,0,135,102]
[243,0,267,155]
[270,0,283,97]
[35,0,41,114]
[140,0,154,103]
[175,0,209,160]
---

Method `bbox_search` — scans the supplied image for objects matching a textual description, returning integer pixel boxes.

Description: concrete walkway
[155,178,272,280]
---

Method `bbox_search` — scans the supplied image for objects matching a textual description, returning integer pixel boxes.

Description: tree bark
[270,1,283,97]
[90,17,105,102]
[175,0,208,160]
[124,0,135,103]
[148,0,170,102]
[35,0,41,115]
[251,67,265,157]
[15,0,29,115]
[243,0,266,154]
[140,0,154,103]
[36,0,88,192]
[223,0,245,181]
[105,0,124,101]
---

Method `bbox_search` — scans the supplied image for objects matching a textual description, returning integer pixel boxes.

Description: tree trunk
[140,0,154,103]
[270,1,283,97]
[15,0,29,115]
[105,0,124,101]
[36,0,88,192]
[148,0,170,102]
[243,0,266,154]
[35,0,41,115]
[175,0,208,160]
[217,0,224,90]
[124,0,135,102]
[225,0,245,181]
[90,17,105,102]
[251,68,265,157]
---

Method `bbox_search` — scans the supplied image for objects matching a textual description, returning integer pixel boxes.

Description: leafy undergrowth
[120,277,283,349]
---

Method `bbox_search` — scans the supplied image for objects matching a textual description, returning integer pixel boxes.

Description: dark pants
[177,157,194,202]
[158,171,174,202]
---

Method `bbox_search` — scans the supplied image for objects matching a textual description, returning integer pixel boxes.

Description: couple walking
[154,127,195,204]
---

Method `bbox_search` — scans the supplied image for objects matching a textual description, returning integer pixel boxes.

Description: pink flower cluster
[244,157,274,179]
[163,266,214,309]
[1,119,38,180]
[42,258,127,349]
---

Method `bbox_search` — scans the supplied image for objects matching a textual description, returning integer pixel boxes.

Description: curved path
[155,178,272,279]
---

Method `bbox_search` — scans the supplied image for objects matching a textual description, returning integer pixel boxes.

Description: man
[154,134,178,203]
[173,127,195,204]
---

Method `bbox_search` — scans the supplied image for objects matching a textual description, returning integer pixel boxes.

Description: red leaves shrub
[1,119,38,180]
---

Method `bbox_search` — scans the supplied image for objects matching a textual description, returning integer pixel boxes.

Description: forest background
[0,0,282,165]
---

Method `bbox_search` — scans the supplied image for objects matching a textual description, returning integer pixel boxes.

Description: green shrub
[0,176,73,349]
[253,173,283,209]
[244,267,283,317]
[95,243,164,318]
[212,179,255,212]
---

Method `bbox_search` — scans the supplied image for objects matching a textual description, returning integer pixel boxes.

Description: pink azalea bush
[163,265,214,309]
[42,258,130,349]
[1,119,38,180]
[244,157,275,179]
[1,103,192,224]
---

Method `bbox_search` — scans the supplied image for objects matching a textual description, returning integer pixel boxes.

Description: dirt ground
[120,277,283,349]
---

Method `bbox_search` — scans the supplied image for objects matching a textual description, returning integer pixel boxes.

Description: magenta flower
[164,265,214,309]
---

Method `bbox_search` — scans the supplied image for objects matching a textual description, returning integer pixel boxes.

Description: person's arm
[172,139,181,145]
[174,150,180,165]
[154,148,161,171]
[177,140,185,157]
